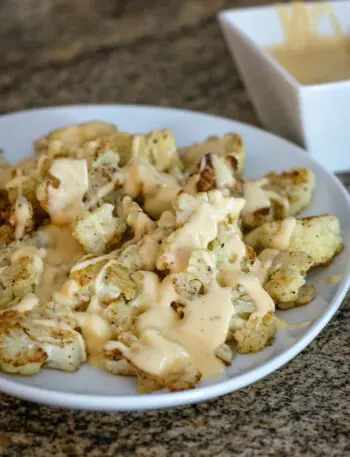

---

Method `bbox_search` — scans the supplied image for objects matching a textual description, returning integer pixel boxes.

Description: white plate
[0,105,349,411]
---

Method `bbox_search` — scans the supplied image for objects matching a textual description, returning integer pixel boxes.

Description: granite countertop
[0,1,349,456]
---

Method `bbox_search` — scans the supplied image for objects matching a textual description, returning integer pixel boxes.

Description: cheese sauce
[35,225,84,302]
[267,2,350,85]
[12,196,31,240]
[270,217,296,250]
[75,312,112,367]
[242,180,271,215]
[157,197,245,272]
[116,275,234,378]
[242,179,289,216]
[123,159,181,219]
[40,158,89,225]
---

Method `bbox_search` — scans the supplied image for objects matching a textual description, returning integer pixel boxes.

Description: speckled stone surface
[0,1,349,456]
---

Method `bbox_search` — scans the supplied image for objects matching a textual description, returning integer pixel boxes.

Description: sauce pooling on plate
[267,2,350,85]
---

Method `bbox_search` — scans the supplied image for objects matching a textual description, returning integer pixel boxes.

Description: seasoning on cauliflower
[70,258,136,308]
[263,251,315,308]
[0,309,86,374]
[244,215,343,267]
[73,204,126,255]
[0,244,44,309]
[232,312,276,354]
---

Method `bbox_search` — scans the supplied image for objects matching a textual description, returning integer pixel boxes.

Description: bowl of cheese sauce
[219,1,350,172]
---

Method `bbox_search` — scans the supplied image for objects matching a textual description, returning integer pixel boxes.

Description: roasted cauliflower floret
[122,159,181,219]
[73,204,126,255]
[0,245,44,308]
[37,158,89,225]
[131,129,182,174]
[0,311,47,374]
[265,168,315,216]
[232,312,276,354]
[0,310,86,374]
[35,121,118,154]
[101,298,135,337]
[70,258,136,307]
[186,249,216,287]
[184,152,243,198]
[104,332,201,393]
[244,215,343,267]
[118,217,174,271]
[9,196,34,240]
[119,196,155,242]
[180,133,245,176]
[263,251,315,308]
[241,169,316,230]
[157,190,245,272]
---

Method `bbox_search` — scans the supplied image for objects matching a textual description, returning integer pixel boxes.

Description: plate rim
[0,104,349,411]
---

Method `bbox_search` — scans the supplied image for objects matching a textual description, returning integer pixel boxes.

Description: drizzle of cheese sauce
[12,196,32,240]
[122,159,181,218]
[242,180,271,215]
[115,275,234,378]
[35,225,84,303]
[157,197,245,272]
[75,312,112,367]
[270,217,296,250]
[242,179,289,216]
[41,159,89,225]
[254,249,280,283]
[265,189,290,214]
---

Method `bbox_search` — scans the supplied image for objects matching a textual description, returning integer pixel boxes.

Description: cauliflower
[0,311,47,375]
[157,191,245,272]
[0,244,44,309]
[104,336,201,393]
[172,272,202,300]
[215,343,233,366]
[180,133,245,176]
[119,196,156,242]
[117,217,174,271]
[242,168,315,230]
[131,129,182,174]
[122,159,181,219]
[9,196,34,240]
[0,224,14,247]
[263,251,315,308]
[73,204,126,254]
[0,309,86,374]
[265,168,315,217]
[244,215,343,267]
[184,153,243,197]
[70,258,136,307]
[232,312,276,354]
[101,298,135,337]
[35,121,118,154]
[37,159,89,225]
[186,249,216,287]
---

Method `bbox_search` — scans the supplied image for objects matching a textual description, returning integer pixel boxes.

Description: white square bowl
[218,1,350,172]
